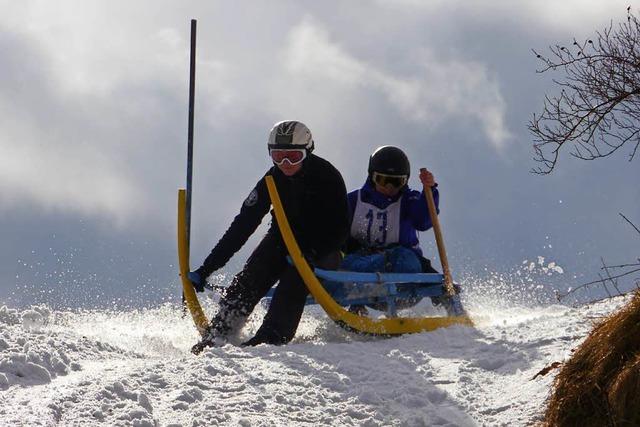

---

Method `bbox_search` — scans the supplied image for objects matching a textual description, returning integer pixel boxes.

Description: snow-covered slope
[0,295,625,426]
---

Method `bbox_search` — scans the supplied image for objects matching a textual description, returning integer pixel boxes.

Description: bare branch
[619,212,640,235]
[557,267,640,300]
[605,259,640,269]
[601,257,623,295]
[529,10,640,173]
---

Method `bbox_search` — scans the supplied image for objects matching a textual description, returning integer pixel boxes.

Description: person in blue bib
[342,146,439,313]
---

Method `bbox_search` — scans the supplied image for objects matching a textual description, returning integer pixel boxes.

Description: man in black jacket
[190,120,349,353]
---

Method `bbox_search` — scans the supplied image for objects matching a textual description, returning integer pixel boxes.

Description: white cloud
[0,113,142,224]
[0,0,628,230]
[373,0,632,34]
[283,19,511,149]
[0,4,232,226]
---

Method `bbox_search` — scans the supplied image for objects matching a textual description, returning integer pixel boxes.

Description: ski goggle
[372,172,408,188]
[269,148,307,165]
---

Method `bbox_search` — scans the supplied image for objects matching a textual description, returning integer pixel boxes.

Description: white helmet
[267,120,314,152]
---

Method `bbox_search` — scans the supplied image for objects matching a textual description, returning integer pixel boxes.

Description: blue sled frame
[264,269,460,318]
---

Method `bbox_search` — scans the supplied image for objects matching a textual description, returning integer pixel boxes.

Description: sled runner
[261,175,473,335]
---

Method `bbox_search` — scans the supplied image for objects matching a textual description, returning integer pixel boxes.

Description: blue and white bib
[350,190,402,249]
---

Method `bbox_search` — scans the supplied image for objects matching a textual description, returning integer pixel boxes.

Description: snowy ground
[0,291,626,427]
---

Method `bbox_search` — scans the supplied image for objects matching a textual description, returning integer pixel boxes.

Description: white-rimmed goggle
[269,148,307,166]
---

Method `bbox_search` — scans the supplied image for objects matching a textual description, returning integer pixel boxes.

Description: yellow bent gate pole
[177,189,209,335]
[265,175,473,335]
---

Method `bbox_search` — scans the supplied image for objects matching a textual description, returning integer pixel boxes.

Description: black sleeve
[344,235,363,254]
[342,190,362,254]
[308,165,349,258]
[196,175,271,278]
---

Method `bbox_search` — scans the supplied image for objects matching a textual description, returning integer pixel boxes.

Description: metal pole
[186,19,197,247]
[182,19,197,315]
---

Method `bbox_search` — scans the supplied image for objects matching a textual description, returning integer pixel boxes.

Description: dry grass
[542,291,640,427]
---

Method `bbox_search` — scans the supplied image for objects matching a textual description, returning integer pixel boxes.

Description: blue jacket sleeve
[406,185,439,231]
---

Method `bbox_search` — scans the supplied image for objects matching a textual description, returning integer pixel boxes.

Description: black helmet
[267,120,314,152]
[368,146,410,177]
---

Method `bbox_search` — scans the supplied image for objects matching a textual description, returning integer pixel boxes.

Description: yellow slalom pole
[177,189,209,335]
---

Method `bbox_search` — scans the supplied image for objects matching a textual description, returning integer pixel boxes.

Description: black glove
[187,271,205,293]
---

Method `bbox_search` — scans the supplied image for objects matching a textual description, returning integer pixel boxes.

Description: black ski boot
[191,327,225,355]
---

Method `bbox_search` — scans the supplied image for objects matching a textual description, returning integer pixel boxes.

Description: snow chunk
[0,372,8,389]
[0,356,51,385]
[0,306,20,325]
[520,257,564,275]
[547,262,564,274]
[137,392,153,413]
[107,381,139,401]
[22,306,51,331]
[0,311,78,388]
[175,387,204,403]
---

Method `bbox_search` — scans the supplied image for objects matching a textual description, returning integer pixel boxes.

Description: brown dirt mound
[542,291,640,427]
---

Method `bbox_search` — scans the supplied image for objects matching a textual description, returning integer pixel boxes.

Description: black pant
[208,231,341,345]
[419,255,439,274]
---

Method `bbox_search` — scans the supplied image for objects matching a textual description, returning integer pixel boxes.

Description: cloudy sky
[1,1,638,307]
